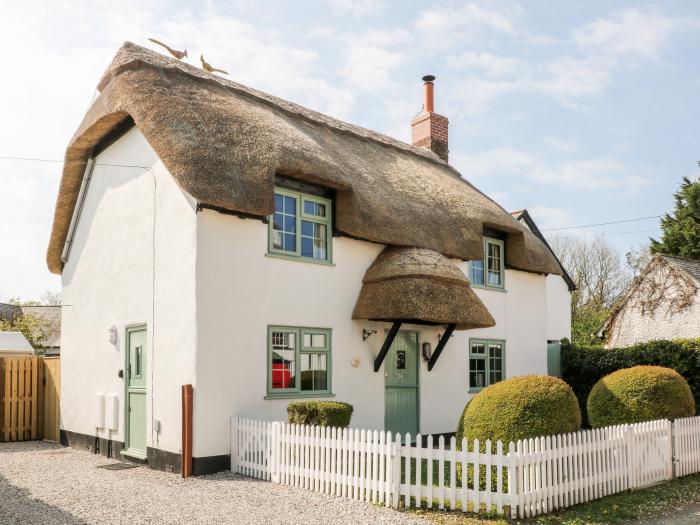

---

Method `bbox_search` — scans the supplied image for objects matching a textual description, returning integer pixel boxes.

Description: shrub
[587,365,695,428]
[562,339,700,425]
[287,401,353,428]
[456,375,581,449]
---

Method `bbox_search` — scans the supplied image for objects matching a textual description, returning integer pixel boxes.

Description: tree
[651,176,700,260]
[40,291,62,306]
[0,313,52,350]
[625,243,652,277]
[550,236,630,345]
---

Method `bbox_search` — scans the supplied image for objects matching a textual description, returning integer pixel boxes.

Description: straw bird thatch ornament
[200,54,228,75]
[148,38,187,60]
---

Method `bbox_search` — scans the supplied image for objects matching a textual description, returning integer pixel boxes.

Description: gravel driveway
[0,441,430,525]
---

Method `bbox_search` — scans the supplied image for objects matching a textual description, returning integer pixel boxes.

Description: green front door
[125,326,147,458]
[384,331,419,436]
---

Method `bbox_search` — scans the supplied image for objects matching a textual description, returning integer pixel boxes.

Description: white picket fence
[231,416,700,519]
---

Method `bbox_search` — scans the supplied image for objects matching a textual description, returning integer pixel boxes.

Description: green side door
[547,340,562,377]
[384,331,419,436]
[125,326,147,458]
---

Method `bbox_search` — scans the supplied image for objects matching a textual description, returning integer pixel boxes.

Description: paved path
[0,441,430,525]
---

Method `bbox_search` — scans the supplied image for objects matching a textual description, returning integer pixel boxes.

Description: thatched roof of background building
[47,42,563,276]
[353,246,495,330]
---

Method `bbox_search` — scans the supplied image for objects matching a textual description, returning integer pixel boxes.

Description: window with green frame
[269,187,332,263]
[469,237,505,289]
[267,326,332,397]
[469,339,505,391]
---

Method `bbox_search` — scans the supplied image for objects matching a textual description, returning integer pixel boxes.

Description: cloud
[543,136,579,153]
[330,0,385,17]
[572,8,682,60]
[451,148,534,179]
[528,206,575,231]
[338,29,410,94]
[531,158,653,189]
[415,2,522,49]
[452,148,653,190]
[447,51,524,77]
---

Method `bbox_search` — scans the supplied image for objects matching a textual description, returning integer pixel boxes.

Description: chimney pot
[422,74,435,113]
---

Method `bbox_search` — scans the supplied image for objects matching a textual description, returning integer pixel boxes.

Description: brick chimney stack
[411,75,449,162]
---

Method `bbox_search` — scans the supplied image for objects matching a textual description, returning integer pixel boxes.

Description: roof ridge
[106,42,457,173]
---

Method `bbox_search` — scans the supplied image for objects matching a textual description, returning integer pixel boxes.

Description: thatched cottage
[47,42,571,474]
[599,255,700,348]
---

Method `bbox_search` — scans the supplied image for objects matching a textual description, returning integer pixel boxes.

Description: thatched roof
[47,42,563,276]
[353,246,495,330]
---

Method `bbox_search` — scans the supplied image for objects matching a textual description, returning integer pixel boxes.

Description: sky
[1,0,699,302]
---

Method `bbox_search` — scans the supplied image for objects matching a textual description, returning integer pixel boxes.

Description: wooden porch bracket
[373,321,402,372]
[428,323,456,371]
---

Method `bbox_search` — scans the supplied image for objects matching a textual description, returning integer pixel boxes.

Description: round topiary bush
[287,401,353,428]
[456,375,581,448]
[587,365,695,428]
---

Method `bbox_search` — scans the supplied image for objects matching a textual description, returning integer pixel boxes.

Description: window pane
[272,230,283,250]
[470,357,486,389]
[273,193,297,253]
[274,194,283,212]
[284,196,296,215]
[283,233,296,251]
[304,333,326,348]
[283,215,296,233]
[487,242,502,286]
[489,343,503,385]
[470,260,484,285]
[300,220,328,260]
[471,342,486,355]
[304,200,326,218]
[301,221,313,236]
[300,353,328,391]
[271,331,296,389]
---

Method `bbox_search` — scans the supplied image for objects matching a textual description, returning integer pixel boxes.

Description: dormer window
[469,237,505,290]
[268,187,333,264]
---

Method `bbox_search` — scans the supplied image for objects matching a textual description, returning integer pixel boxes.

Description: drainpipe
[61,157,95,266]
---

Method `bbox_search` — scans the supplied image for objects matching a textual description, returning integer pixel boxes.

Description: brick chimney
[411,75,449,162]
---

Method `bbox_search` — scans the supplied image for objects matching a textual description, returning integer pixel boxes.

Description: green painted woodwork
[268,187,333,264]
[125,326,147,458]
[384,331,419,436]
[469,338,506,393]
[547,341,562,377]
[266,325,333,398]
[469,237,506,291]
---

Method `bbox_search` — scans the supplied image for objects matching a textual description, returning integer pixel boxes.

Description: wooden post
[0,358,4,443]
[181,384,193,478]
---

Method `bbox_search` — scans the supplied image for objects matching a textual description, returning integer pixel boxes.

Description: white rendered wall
[546,275,572,341]
[194,212,568,457]
[60,127,198,456]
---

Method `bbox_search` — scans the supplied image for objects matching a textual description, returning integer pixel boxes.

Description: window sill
[470,284,506,292]
[265,253,335,266]
[264,392,336,400]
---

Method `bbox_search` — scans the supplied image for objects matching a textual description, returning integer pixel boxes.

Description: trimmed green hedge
[287,401,353,428]
[562,339,700,426]
[588,366,696,427]
[456,375,581,448]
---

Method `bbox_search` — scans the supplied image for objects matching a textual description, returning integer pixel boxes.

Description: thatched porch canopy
[352,246,495,330]
[47,42,563,277]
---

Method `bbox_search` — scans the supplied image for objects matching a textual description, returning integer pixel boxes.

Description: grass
[407,472,700,525]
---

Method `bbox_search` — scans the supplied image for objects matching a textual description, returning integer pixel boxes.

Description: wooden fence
[231,416,700,519]
[0,356,60,443]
